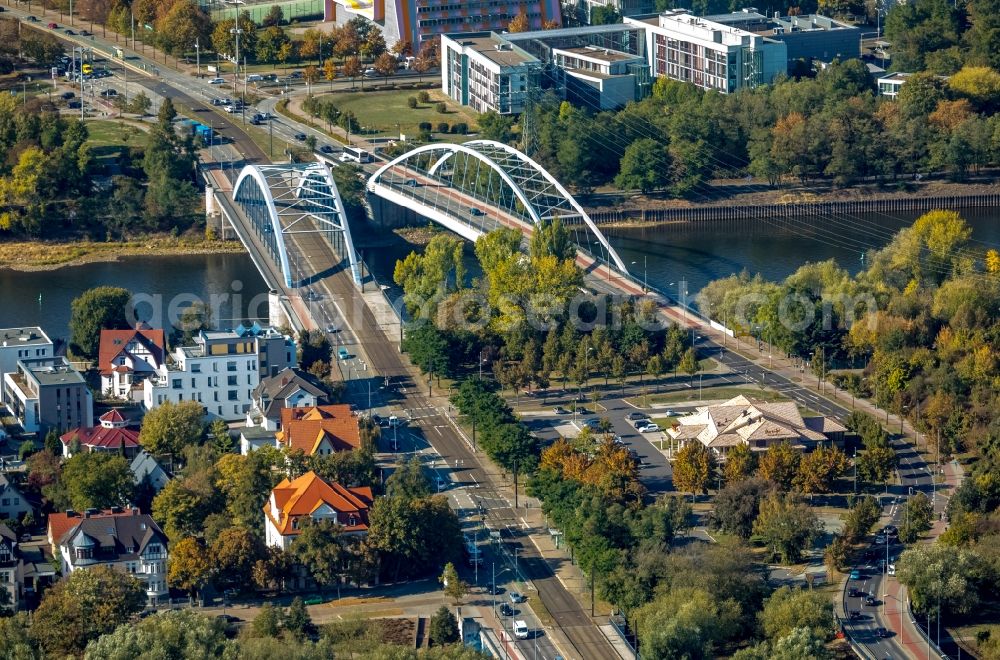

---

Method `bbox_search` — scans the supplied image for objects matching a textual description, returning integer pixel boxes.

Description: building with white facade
[130,451,172,494]
[877,71,914,98]
[2,357,93,435]
[442,33,543,115]
[0,475,34,526]
[60,409,141,459]
[143,325,296,422]
[98,326,166,400]
[48,508,169,605]
[551,45,649,110]
[246,367,329,432]
[0,524,23,611]
[0,327,53,385]
[624,10,786,93]
[264,471,373,551]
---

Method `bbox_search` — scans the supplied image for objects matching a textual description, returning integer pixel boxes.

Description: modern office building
[323,0,561,53]
[624,10,787,93]
[551,45,649,109]
[705,8,861,68]
[442,33,543,114]
[877,71,914,98]
[0,327,53,385]
[2,357,93,435]
[562,0,656,25]
[142,325,296,422]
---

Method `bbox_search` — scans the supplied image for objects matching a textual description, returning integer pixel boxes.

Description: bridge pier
[367,192,423,229]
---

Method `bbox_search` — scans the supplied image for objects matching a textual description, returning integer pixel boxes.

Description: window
[227,361,237,372]
[228,375,238,386]
[12,498,17,505]
[1,499,7,506]
[191,378,196,388]
[75,547,92,560]
[228,390,238,401]
[0,571,8,583]
[191,364,201,373]
[171,379,181,390]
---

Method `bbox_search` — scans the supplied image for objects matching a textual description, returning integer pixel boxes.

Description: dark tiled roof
[62,511,166,561]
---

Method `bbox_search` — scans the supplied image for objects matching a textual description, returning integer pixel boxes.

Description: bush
[435,102,447,114]
[418,121,432,131]
[429,606,458,646]
[407,96,417,109]
[417,129,432,143]
[451,122,468,134]
[436,122,449,133]
[417,90,430,103]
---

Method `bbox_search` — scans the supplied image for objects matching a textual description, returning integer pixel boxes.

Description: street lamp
[229,27,242,89]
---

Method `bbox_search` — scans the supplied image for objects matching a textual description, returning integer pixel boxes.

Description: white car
[513,620,529,639]
[208,77,225,84]
[637,423,660,433]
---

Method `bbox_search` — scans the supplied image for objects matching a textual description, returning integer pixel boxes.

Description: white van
[246,73,263,82]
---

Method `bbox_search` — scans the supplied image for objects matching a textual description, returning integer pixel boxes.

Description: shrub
[418,121,432,131]
[407,96,417,109]
[435,102,447,114]
[436,122,449,133]
[417,90,430,103]
[417,129,432,143]
[451,122,468,134]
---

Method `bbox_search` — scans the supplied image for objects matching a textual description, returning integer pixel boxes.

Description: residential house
[59,409,141,459]
[51,507,169,605]
[665,395,846,460]
[143,325,297,422]
[0,327,53,385]
[877,71,914,98]
[0,474,34,524]
[2,357,93,435]
[0,524,23,611]
[275,405,362,457]
[246,367,329,432]
[264,470,373,551]
[130,451,171,493]
[98,325,166,400]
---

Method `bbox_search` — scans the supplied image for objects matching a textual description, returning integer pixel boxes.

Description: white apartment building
[143,326,296,422]
[551,45,649,110]
[625,10,786,93]
[442,33,543,115]
[0,327,53,384]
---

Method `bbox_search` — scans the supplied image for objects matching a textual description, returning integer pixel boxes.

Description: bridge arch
[368,140,628,274]
[234,162,360,288]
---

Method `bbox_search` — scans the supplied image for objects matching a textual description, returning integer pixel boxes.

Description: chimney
[65,509,77,518]
[131,507,140,515]
[110,506,122,514]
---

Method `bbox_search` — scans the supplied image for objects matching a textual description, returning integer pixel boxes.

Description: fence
[586,193,1000,226]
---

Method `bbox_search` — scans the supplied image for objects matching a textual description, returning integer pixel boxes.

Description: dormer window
[348,514,357,527]
[291,517,299,530]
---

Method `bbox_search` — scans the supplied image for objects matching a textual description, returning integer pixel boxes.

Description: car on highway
[509,592,526,604]
[875,627,890,638]
[326,324,339,333]
[47,22,58,29]
[338,347,349,360]
[883,525,898,536]
[208,77,225,84]
[363,68,378,78]
[848,587,862,597]
[436,477,448,492]
[848,611,862,620]
[405,178,418,187]
[866,596,878,606]
[874,534,887,545]
[319,144,334,154]
[469,207,485,216]
[67,100,82,109]
[80,29,91,36]
[26,16,39,22]
[553,406,569,414]
[65,29,75,35]
[499,603,514,617]
[288,71,303,78]
[61,91,75,100]
[388,415,400,428]
[513,621,529,639]
[485,583,500,595]
[294,133,307,141]
[99,88,117,97]
[849,569,861,580]
[246,73,263,82]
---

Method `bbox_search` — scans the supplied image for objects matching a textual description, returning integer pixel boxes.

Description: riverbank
[0,236,246,271]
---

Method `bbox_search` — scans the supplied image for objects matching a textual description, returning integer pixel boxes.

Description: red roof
[265,471,373,536]
[100,409,125,424]
[47,508,138,548]
[276,405,361,456]
[98,328,166,377]
[60,423,140,450]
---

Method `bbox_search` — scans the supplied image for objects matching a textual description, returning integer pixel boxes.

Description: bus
[339,146,372,164]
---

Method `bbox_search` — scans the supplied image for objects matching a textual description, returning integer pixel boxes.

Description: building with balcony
[0,524,24,611]
[665,395,846,461]
[50,507,169,605]
[142,325,296,422]
[551,45,649,109]
[275,404,363,457]
[877,71,914,98]
[0,327,53,385]
[264,470,373,551]
[98,325,166,401]
[624,10,786,93]
[2,357,93,435]
[60,409,141,459]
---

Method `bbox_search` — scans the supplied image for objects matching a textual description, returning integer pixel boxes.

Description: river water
[3,209,998,340]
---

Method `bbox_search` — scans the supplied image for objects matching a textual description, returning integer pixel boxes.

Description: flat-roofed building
[705,9,861,68]
[551,45,649,109]
[0,327,53,385]
[2,357,92,435]
[442,33,543,115]
[624,10,786,93]
[877,71,914,98]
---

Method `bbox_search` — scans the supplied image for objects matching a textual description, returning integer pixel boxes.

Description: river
[3,209,998,340]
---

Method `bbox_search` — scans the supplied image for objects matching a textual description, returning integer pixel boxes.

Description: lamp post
[194,38,200,78]
[230,27,242,90]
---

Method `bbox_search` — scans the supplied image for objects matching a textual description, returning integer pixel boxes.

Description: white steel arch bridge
[367,140,629,275]
[232,162,361,288]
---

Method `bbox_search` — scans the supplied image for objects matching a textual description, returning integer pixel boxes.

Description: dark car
[100,88,118,97]
[485,583,501,595]
[80,29,91,36]
[866,596,878,606]
[67,100,82,109]
[319,144,334,154]
[469,207,485,216]
[848,587,861,598]
[26,15,39,21]
[61,91,75,100]
[499,603,514,617]
[848,611,862,620]
[216,614,240,624]
[294,133,306,141]
[64,29,75,35]
[875,627,890,638]
[288,70,303,78]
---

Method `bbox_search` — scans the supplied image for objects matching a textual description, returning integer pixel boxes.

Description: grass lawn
[85,119,150,166]
[320,88,478,137]
[626,385,792,408]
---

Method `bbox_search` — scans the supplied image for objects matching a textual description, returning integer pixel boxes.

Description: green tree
[760,586,834,642]
[210,419,233,454]
[793,446,849,493]
[155,0,212,57]
[250,602,281,638]
[770,627,833,660]
[385,456,432,500]
[139,400,206,457]
[167,537,212,599]
[291,518,348,589]
[83,609,230,659]
[710,477,774,539]
[477,111,515,143]
[896,543,988,616]
[439,562,467,604]
[724,443,758,483]
[899,491,934,542]
[632,587,738,659]
[61,452,134,511]
[367,494,463,582]
[841,495,881,543]
[283,597,313,641]
[0,613,35,660]
[32,566,146,656]
[614,138,670,193]
[255,26,290,64]
[68,286,132,358]
[211,526,265,588]
[429,605,459,646]
[753,493,823,563]
[672,442,715,496]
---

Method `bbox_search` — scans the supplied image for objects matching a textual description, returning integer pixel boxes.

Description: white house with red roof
[98,325,166,400]
[60,409,141,459]
[264,471,373,551]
